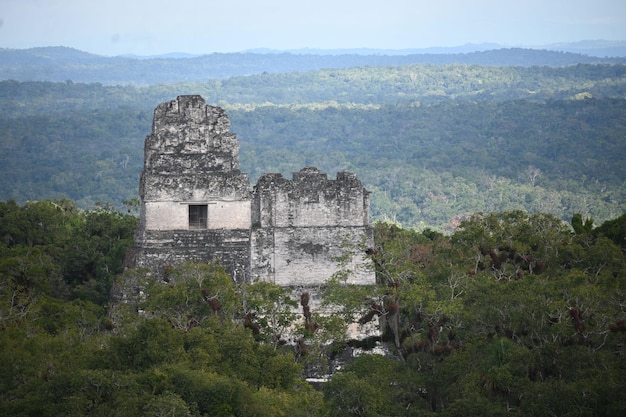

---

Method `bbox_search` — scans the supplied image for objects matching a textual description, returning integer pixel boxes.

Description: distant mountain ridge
[243,43,506,56]
[1,42,625,86]
[246,40,626,57]
[542,40,626,58]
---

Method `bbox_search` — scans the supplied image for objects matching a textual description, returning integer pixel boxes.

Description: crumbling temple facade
[127,95,374,288]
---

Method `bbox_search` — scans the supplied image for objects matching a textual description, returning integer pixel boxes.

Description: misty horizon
[2,0,625,57]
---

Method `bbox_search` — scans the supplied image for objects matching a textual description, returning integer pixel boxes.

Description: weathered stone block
[128,95,374,287]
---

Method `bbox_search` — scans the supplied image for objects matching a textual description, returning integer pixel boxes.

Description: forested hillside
[1,46,625,85]
[1,199,625,415]
[1,60,625,229]
[2,63,626,116]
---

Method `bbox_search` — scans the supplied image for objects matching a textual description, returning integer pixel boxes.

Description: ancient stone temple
[127,95,374,288]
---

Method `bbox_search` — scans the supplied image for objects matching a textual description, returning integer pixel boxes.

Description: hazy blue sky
[1,0,625,55]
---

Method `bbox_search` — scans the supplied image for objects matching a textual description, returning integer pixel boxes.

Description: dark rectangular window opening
[189,204,208,229]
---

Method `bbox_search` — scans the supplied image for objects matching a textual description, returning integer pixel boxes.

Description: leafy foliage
[323,215,626,415]
[0,199,137,307]
[1,196,625,415]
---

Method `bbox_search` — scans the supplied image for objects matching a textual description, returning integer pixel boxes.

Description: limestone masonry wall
[128,95,374,287]
[252,168,370,228]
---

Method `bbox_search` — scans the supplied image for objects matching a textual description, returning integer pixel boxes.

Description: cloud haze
[1,0,625,55]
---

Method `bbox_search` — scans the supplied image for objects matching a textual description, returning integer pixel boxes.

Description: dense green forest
[1,60,625,229]
[2,62,626,115]
[1,199,625,415]
[1,46,625,415]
